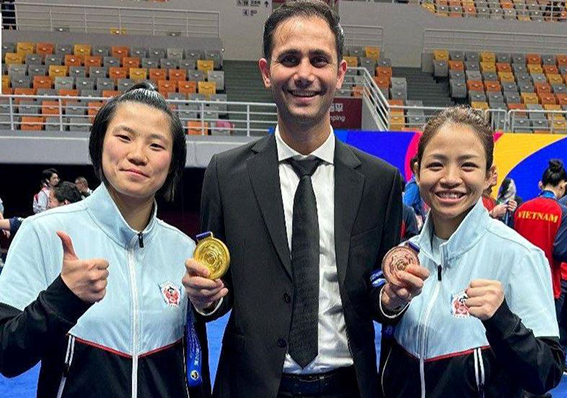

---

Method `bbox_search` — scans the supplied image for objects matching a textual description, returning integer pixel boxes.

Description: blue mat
[1,314,566,397]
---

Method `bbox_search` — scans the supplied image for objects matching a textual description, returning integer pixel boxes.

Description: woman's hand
[381,265,430,312]
[465,279,504,321]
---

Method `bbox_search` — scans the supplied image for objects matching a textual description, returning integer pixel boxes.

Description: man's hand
[506,199,518,213]
[57,231,109,303]
[465,279,504,321]
[490,204,507,219]
[183,258,228,313]
[381,264,430,312]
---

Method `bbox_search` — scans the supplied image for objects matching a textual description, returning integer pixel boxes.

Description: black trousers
[277,366,360,398]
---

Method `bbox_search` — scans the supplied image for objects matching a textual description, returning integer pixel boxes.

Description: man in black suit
[183,1,426,397]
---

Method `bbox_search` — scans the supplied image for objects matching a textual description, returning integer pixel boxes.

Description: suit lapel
[334,139,364,286]
[247,135,292,279]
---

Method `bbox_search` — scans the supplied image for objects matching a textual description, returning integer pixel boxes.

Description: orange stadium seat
[178,81,197,94]
[365,46,380,60]
[557,55,567,66]
[109,67,128,80]
[149,68,167,83]
[42,101,61,116]
[84,55,102,68]
[88,101,104,121]
[376,66,393,79]
[544,104,562,111]
[539,93,557,105]
[197,60,214,72]
[5,53,24,65]
[463,5,476,15]
[36,42,54,55]
[49,65,68,78]
[73,44,91,57]
[2,76,10,91]
[471,101,489,111]
[543,65,559,74]
[467,80,484,91]
[344,56,358,68]
[129,68,148,80]
[198,81,216,98]
[169,69,187,82]
[111,46,129,60]
[187,120,209,135]
[65,55,83,67]
[449,60,464,70]
[103,90,121,98]
[16,42,35,56]
[373,76,390,91]
[14,88,36,104]
[556,93,567,105]
[526,54,542,65]
[21,117,45,131]
[508,103,527,116]
[158,80,177,96]
[535,82,552,94]
[33,76,53,90]
[496,63,512,72]
[123,57,140,69]
[485,81,501,92]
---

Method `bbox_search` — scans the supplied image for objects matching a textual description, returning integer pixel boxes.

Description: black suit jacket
[199,134,402,398]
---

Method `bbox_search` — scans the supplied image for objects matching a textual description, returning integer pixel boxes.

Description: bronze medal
[194,232,230,280]
[381,244,420,286]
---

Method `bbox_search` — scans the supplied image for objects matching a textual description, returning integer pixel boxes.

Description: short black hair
[53,181,82,204]
[88,82,186,201]
[263,0,344,62]
[42,168,58,184]
[542,159,567,187]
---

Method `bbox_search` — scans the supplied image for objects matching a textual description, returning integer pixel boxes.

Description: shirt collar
[416,198,490,264]
[85,183,158,248]
[275,125,335,165]
[540,190,557,199]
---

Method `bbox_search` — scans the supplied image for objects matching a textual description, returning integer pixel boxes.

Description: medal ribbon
[186,307,203,387]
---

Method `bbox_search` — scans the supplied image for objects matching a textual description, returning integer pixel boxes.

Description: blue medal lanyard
[186,307,203,387]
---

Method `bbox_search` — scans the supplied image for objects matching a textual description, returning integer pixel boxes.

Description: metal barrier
[0,95,277,136]
[11,3,221,38]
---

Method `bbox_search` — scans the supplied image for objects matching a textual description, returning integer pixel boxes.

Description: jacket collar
[540,190,557,200]
[85,183,158,249]
[416,199,489,264]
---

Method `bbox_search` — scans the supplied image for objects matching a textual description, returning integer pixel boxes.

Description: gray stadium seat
[185,49,204,61]
[76,77,95,91]
[465,61,480,71]
[69,66,87,78]
[25,54,42,65]
[553,84,567,93]
[449,70,466,82]
[148,48,166,59]
[28,65,47,78]
[496,53,511,63]
[466,70,482,81]
[160,58,179,69]
[511,54,526,64]
[92,45,110,57]
[505,92,521,104]
[55,44,73,56]
[207,71,225,91]
[103,57,120,67]
[469,91,486,102]
[450,81,467,98]
[89,67,108,79]
[141,58,159,69]
[11,76,32,89]
[44,55,63,66]
[542,54,556,65]
[117,79,135,92]
[131,47,147,58]
[180,59,197,71]
[54,77,75,91]
[433,60,448,77]
[167,48,184,60]
[68,117,91,132]
[96,78,115,90]
[502,82,518,93]
[449,50,465,61]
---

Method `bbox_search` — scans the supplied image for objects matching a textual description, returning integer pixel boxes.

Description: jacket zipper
[418,248,445,398]
[128,235,140,398]
[56,335,76,398]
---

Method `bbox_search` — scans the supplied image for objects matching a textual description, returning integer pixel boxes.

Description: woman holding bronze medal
[379,106,564,397]
[0,83,209,398]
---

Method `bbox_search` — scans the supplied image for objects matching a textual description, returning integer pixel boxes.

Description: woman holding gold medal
[378,107,564,397]
[0,83,210,398]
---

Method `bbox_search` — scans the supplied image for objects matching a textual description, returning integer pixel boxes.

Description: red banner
[330,98,362,129]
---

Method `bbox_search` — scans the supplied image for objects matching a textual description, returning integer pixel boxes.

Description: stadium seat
[197,60,214,72]
[198,81,216,99]
[5,53,24,65]
[21,116,44,131]
[28,65,47,78]
[16,42,35,56]
[33,76,52,90]
[129,68,147,80]
[109,67,128,81]
[158,80,177,96]
[25,54,42,65]
[207,71,225,91]
[148,48,166,59]
[89,66,108,79]
[434,49,450,61]
[167,48,184,60]
[160,58,179,69]
[465,60,480,71]
[187,120,209,135]
[45,55,63,67]
[36,42,54,55]
[365,46,380,60]
[117,78,135,92]
[76,77,95,91]
[169,69,187,82]
[433,60,448,77]
[149,69,167,83]
[55,44,73,56]
[142,58,160,69]
[49,65,68,78]
[178,81,197,95]
[111,46,129,60]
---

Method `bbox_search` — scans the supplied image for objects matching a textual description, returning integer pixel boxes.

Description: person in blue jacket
[378,106,564,397]
[0,83,210,398]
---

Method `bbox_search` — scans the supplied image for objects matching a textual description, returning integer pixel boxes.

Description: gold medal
[381,244,420,287]
[194,232,230,280]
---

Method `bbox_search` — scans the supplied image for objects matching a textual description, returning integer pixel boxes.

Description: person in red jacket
[515,159,567,314]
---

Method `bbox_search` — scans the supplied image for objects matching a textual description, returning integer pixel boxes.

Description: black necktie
[287,157,321,368]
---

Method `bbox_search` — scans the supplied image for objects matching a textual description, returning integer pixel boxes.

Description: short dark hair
[53,181,82,204]
[417,106,494,174]
[75,176,88,185]
[542,159,567,187]
[88,82,186,201]
[42,168,58,184]
[263,0,344,62]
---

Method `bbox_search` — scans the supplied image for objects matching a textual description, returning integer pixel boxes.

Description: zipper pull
[138,232,144,248]
[437,265,442,281]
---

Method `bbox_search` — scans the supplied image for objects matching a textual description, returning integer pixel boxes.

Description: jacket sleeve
[552,204,567,262]
[371,168,403,323]
[482,248,564,394]
[0,276,90,377]
[197,154,234,322]
[483,299,564,394]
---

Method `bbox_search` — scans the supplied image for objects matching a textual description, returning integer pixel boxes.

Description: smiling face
[417,123,494,238]
[258,16,347,130]
[101,102,173,207]
[48,173,60,188]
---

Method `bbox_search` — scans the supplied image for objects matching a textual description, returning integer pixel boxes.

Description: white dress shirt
[276,127,353,374]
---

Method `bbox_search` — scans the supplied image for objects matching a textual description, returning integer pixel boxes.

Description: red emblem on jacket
[160,282,181,307]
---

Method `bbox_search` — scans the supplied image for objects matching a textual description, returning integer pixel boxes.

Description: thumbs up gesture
[57,231,109,303]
